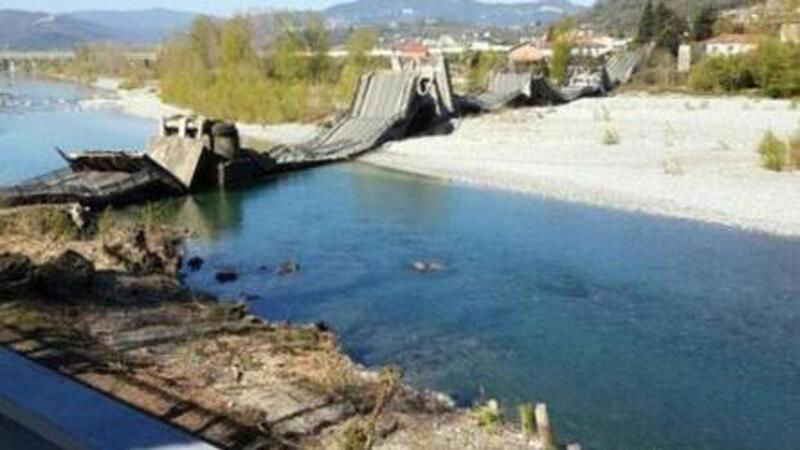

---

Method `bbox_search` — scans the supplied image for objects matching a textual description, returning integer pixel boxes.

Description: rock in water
[0,253,34,291]
[411,261,446,274]
[277,261,301,276]
[187,257,205,272]
[215,269,238,284]
[37,251,95,300]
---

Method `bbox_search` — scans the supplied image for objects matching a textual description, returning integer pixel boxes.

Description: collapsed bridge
[270,60,454,168]
[0,47,649,209]
[463,46,650,112]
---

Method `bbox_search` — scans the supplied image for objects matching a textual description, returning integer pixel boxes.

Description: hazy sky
[2,0,596,16]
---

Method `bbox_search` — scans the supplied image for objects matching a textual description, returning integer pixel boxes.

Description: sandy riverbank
[87,78,320,146]
[362,94,800,238]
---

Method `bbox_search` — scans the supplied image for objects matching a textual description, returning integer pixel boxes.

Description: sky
[1,0,596,16]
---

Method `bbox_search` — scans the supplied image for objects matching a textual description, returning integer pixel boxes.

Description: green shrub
[688,54,755,93]
[519,403,535,438]
[757,130,789,171]
[464,50,504,93]
[689,40,800,98]
[549,38,572,86]
[472,400,503,431]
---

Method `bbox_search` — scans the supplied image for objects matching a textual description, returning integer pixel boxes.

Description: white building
[702,34,759,56]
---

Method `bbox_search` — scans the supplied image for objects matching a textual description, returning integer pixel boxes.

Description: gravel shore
[362,94,800,237]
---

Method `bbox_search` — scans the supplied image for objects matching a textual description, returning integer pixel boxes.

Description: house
[571,36,630,58]
[702,34,759,56]
[508,42,550,65]
[394,39,430,61]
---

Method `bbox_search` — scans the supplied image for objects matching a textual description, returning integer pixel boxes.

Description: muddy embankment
[0,205,554,450]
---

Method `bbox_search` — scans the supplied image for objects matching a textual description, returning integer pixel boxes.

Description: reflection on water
[4,75,800,450]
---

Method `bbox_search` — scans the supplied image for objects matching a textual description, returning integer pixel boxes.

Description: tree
[465,51,502,93]
[636,0,656,43]
[270,31,306,82]
[337,27,379,100]
[220,16,258,72]
[692,5,717,42]
[188,15,221,71]
[303,15,333,83]
[653,2,687,55]
[549,38,572,86]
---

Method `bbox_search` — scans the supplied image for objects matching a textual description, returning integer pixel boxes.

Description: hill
[0,8,197,50]
[0,10,114,50]
[65,9,197,43]
[584,0,748,32]
[325,0,585,26]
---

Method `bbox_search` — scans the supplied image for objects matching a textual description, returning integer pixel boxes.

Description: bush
[549,39,572,86]
[688,54,755,93]
[757,130,789,171]
[464,51,504,93]
[472,400,503,431]
[689,40,800,98]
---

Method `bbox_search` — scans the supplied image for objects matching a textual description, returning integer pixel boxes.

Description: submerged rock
[0,253,34,291]
[215,269,239,284]
[277,261,301,276]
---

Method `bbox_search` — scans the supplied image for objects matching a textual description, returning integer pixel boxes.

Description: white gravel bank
[362,94,800,237]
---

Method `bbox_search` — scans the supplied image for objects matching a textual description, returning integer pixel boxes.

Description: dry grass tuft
[602,126,621,146]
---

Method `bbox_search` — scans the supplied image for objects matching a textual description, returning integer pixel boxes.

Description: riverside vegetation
[625,0,800,99]
[157,15,383,124]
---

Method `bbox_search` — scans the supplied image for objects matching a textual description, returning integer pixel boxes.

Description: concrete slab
[147,137,206,190]
[0,348,218,450]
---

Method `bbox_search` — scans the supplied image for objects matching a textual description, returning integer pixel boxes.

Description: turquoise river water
[2,75,799,450]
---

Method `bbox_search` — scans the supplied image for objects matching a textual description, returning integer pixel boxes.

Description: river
[2,75,800,450]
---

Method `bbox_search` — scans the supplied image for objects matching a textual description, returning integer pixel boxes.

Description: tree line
[157,15,383,124]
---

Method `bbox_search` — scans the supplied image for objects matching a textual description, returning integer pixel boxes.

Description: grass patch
[519,403,535,439]
[757,130,789,171]
[602,126,621,146]
[662,157,685,176]
[0,207,80,241]
[471,399,503,431]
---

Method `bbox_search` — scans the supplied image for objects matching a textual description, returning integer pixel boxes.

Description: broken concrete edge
[0,389,89,450]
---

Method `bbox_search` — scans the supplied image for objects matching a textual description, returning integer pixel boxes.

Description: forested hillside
[584,0,749,32]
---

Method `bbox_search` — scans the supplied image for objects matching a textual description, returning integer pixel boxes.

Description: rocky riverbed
[0,205,547,450]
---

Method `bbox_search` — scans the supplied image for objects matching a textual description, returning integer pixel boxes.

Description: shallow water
[2,75,800,449]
